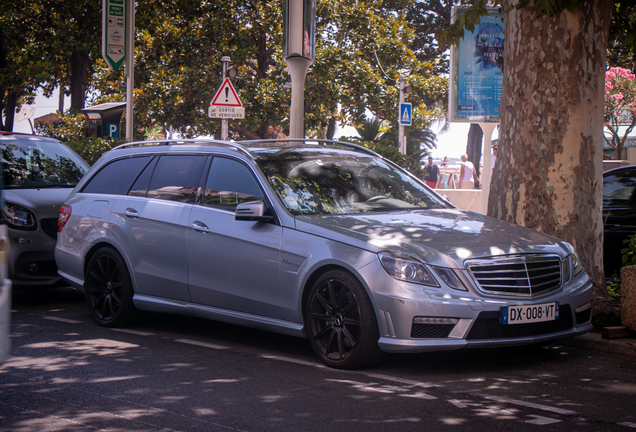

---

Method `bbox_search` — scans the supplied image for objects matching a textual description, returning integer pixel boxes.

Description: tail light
[58,205,71,232]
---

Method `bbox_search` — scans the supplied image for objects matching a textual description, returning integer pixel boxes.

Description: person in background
[275,125,287,139]
[265,125,277,139]
[491,145,497,171]
[423,156,439,189]
[459,154,477,189]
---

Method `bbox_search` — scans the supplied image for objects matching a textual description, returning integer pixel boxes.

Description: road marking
[400,392,437,400]
[176,339,228,350]
[362,372,436,388]
[448,399,469,408]
[526,415,562,425]
[475,393,578,415]
[620,422,636,428]
[111,328,155,336]
[260,354,327,368]
[43,316,82,324]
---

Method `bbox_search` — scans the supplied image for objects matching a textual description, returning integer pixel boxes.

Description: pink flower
[614,93,624,101]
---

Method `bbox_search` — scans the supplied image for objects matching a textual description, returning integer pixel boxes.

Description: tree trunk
[466,123,483,180]
[326,117,336,140]
[1,91,16,131]
[490,2,614,322]
[69,51,89,110]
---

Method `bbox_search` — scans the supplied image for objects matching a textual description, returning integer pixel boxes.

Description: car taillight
[58,205,71,232]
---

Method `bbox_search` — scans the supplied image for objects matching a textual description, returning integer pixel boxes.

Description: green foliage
[606,273,621,298]
[622,234,636,267]
[36,111,122,166]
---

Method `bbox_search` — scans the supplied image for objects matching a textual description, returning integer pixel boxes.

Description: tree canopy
[77,0,447,144]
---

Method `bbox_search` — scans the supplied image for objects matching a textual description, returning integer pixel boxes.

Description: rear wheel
[305,269,385,369]
[84,247,136,327]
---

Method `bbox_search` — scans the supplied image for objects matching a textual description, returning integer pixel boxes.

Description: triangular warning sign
[401,108,410,123]
[210,78,243,107]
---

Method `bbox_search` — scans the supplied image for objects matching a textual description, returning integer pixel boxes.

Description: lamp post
[283,0,315,139]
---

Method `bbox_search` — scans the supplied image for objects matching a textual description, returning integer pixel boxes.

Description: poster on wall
[449,7,504,123]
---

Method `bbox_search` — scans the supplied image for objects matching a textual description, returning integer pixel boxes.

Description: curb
[558,332,636,357]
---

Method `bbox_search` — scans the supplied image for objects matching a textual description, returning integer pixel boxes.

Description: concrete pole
[221,56,230,141]
[398,76,406,155]
[286,56,312,139]
[125,0,135,142]
[479,122,498,214]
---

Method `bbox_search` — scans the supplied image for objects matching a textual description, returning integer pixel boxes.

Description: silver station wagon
[55,139,593,369]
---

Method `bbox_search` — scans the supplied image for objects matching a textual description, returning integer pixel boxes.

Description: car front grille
[40,218,59,240]
[465,255,562,297]
[466,304,573,340]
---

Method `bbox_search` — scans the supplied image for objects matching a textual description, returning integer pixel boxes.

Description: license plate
[501,302,559,325]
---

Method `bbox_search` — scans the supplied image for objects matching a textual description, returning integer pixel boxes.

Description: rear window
[82,156,151,195]
[1,135,88,189]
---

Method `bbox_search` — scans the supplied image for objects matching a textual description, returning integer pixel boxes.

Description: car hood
[2,188,74,219]
[294,209,570,268]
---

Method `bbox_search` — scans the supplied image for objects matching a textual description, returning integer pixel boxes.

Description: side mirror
[235,201,274,222]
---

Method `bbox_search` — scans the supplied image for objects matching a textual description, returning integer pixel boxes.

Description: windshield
[255,148,449,215]
[1,137,88,189]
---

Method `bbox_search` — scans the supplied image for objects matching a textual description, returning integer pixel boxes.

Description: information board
[449,7,503,123]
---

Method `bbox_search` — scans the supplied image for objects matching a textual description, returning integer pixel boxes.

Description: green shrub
[622,234,636,267]
[36,110,123,165]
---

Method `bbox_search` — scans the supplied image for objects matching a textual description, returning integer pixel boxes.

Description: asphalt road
[1,286,636,432]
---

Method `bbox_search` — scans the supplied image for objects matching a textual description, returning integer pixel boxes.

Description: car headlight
[378,251,438,287]
[562,243,584,282]
[433,267,467,291]
[569,252,584,278]
[3,202,36,229]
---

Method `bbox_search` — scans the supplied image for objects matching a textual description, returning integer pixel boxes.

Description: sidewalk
[558,330,636,357]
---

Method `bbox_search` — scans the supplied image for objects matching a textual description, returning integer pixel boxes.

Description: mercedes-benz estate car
[55,139,593,369]
[1,132,89,287]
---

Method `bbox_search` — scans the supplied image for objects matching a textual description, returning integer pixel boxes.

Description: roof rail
[110,138,380,159]
[237,138,380,157]
[111,139,255,158]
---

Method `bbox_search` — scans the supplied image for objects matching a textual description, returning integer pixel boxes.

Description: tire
[84,247,137,327]
[305,269,385,369]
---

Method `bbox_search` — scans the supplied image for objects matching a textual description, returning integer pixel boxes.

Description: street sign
[399,103,412,126]
[208,106,245,119]
[210,78,243,107]
[102,0,127,71]
[106,123,119,138]
[209,78,244,119]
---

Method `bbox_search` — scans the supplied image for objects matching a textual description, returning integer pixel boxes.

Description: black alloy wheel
[85,247,136,327]
[305,269,384,369]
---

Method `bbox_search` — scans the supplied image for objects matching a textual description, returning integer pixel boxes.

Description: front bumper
[360,260,594,354]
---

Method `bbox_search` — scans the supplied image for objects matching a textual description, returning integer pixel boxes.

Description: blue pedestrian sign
[399,103,412,126]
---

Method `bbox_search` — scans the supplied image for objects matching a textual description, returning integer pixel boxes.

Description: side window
[144,155,204,203]
[603,172,636,208]
[203,157,264,210]
[128,158,156,197]
[82,156,150,195]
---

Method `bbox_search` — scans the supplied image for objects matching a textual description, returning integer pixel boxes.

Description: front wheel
[84,247,137,327]
[305,269,385,369]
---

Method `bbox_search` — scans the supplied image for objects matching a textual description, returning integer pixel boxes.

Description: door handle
[192,220,210,233]
[124,208,139,219]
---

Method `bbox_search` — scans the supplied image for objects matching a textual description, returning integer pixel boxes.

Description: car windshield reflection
[255,148,449,216]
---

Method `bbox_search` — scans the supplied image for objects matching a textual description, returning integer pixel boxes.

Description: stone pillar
[620,265,636,330]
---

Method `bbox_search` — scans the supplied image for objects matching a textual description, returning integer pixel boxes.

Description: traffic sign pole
[398,76,406,155]
[221,57,229,140]
[125,0,135,141]
[209,57,244,138]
